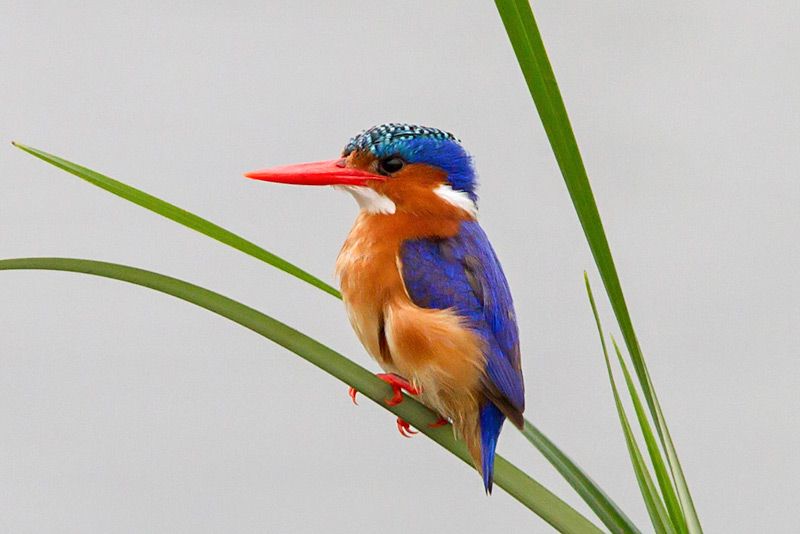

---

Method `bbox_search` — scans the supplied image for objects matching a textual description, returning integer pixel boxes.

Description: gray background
[1,1,797,532]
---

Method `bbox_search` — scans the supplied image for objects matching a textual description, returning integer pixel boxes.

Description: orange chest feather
[334,212,461,363]
[334,211,487,431]
[334,212,460,310]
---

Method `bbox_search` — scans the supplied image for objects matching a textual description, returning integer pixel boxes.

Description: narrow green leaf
[611,337,687,533]
[494,4,703,530]
[643,369,704,534]
[521,421,642,534]
[493,0,651,425]
[614,392,676,534]
[585,274,675,534]
[0,257,605,534]
[12,140,637,531]
[11,142,341,299]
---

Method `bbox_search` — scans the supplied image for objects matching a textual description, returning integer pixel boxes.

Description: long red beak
[244,158,381,186]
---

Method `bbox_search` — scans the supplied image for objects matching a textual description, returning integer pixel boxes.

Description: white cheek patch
[333,185,396,214]
[433,184,478,218]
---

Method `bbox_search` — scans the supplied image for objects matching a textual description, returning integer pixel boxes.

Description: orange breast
[334,211,460,363]
[335,211,488,461]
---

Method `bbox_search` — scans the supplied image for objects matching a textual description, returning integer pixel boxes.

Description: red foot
[347,375,438,438]
[347,373,420,405]
[428,415,449,428]
[377,373,420,406]
[396,418,418,438]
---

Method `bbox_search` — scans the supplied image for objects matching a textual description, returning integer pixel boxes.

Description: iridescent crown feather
[344,123,478,202]
[343,123,460,156]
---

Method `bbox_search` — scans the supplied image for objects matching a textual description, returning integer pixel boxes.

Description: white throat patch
[433,184,478,218]
[334,185,396,214]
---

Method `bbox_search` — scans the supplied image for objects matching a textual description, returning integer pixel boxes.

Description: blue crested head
[343,123,478,202]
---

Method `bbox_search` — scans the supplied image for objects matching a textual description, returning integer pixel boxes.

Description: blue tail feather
[479,402,506,494]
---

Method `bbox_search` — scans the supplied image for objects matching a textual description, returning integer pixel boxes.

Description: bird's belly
[340,293,394,371]
[335,216,406,369]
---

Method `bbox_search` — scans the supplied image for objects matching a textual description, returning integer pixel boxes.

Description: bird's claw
[347,374,426,438]
[428,415,449,428]
[377,373,420,406]
[396,418,418,437]
[347,373,450,438]
[347,373,419,406]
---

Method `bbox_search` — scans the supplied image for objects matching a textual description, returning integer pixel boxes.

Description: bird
[245,123,524,493]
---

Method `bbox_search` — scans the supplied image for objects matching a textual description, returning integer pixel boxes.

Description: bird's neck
[364,210,464,240]
[341,210,464,263]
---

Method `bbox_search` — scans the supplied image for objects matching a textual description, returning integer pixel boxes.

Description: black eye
[378,156,405,175]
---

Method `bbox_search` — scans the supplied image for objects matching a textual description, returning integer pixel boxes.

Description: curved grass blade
[0,257,605,534]
[585,274,675,534]
[611,337,687,533]
[494,3,702,530]
[522,421,642,534]
[11,142,341,299]
[12,141,642,531]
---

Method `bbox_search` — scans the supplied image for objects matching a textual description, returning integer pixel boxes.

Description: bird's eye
[378,157,405,175]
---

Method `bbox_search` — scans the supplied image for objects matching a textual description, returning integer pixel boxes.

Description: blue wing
[399,220,524,420]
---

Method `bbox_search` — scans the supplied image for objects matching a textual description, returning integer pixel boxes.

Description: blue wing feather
[400,220,524,414]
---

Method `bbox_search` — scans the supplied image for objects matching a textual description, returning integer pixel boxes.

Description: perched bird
[245,123,524,493]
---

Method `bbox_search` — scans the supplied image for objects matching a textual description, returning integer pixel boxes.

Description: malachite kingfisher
[245,123,524,493]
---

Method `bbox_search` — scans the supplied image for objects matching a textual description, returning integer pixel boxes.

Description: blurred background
[1,1,798,532]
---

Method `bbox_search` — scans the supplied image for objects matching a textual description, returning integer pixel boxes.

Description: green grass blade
[0,257,605,534]
[11,142,636,532]
[494,4,703,530]
[493,0,651,416]
[614,393,676,534]
[585,274,675,534]
[11,142,341,299]
[611,337,687,533]
[644,371,704,534]
[522,420,642,534]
